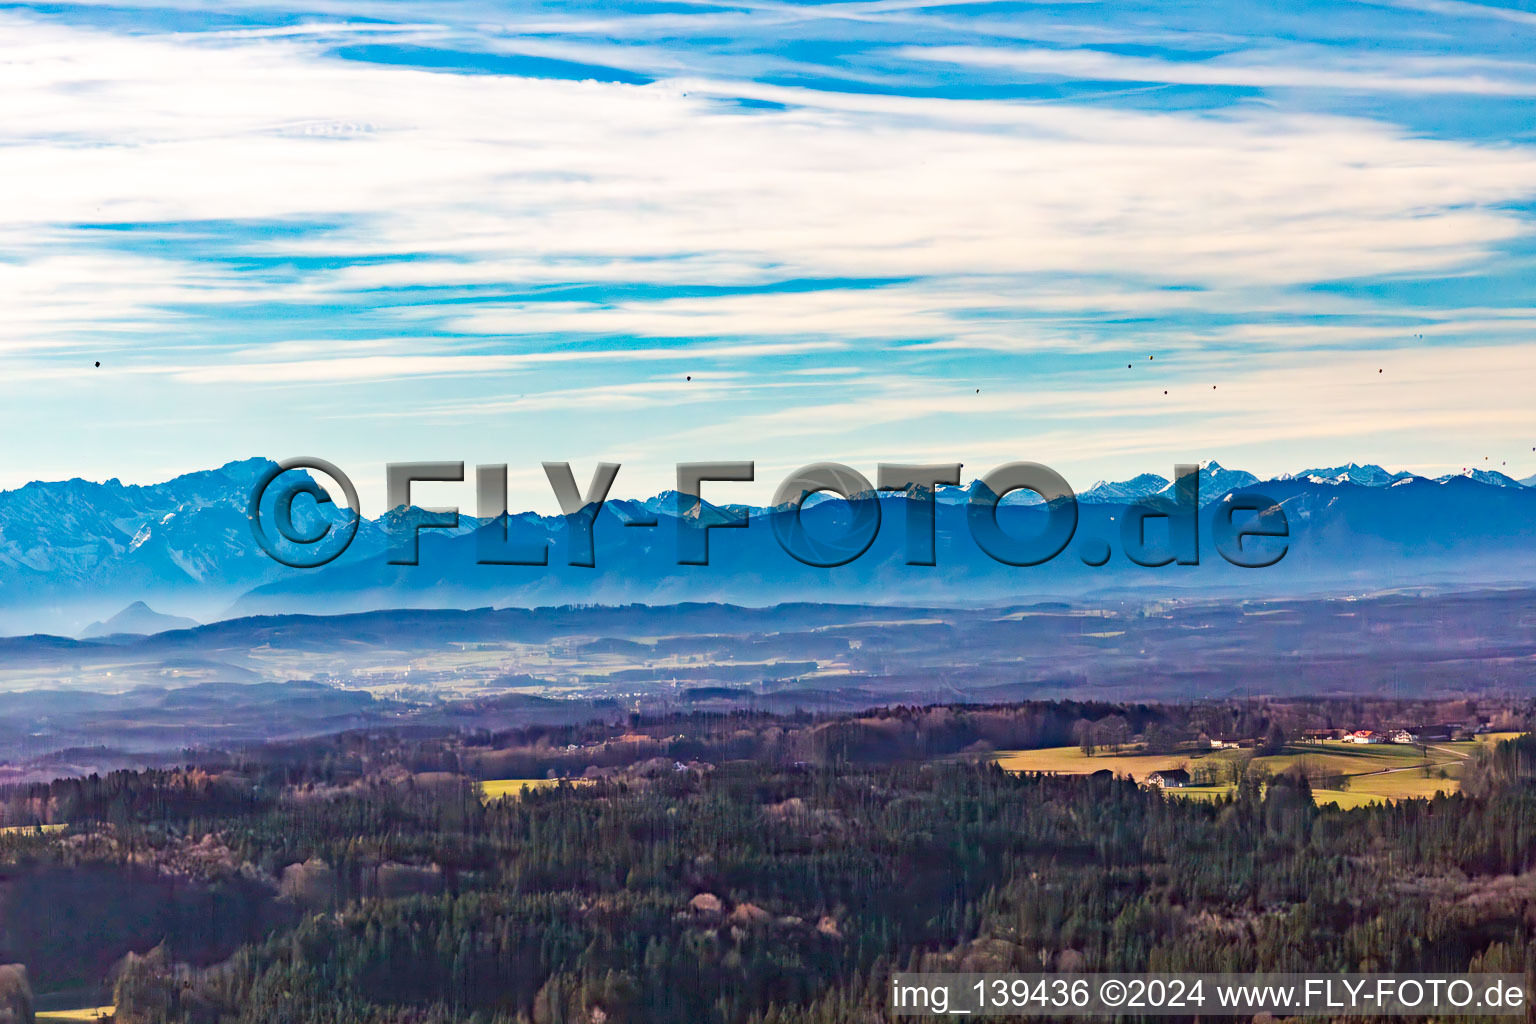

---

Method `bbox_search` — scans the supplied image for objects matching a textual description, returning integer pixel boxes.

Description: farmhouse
[1147,769,1191,789]
[1385,725,1456,744]
[1346,730,1385,744]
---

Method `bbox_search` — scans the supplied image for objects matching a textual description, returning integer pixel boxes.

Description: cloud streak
[910,45,1536,96]
[1,0,1535,504]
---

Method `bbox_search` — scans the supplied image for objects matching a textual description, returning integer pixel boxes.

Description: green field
[1262,741,1437,770]
[1321,768,1457,801]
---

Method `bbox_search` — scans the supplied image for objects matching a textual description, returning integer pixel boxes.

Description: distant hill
[5,590,1536,764]
[80,601,200,638]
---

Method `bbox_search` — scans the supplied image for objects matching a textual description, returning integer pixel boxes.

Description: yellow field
[1176,784,1384,808]
[480,778,597,802]
[1170,774,1455,808]
[481,778,561,801]
[1310,790,1387,809]
[0,823,66,836]
[37,1008,113,1022]
[991,746,1191,781]
[1323,769,1457,801]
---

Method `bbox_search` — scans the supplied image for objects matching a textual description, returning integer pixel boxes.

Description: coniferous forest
[1,702,1534,1023]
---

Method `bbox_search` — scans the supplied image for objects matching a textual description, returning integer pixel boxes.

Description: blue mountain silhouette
[1,458,1532,634]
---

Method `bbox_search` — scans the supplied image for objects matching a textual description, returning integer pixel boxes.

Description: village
[987,716,1505,807]
[1137,721,1491,796]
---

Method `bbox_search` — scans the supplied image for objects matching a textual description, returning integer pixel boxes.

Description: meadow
[986,736,1493,806]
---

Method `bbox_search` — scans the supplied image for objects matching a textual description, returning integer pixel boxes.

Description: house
[1389,729,1416,745]
[1347,730,1384,744]
[1146,768,1191,789]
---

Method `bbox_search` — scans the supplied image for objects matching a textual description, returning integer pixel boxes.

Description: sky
[3,0,1536,513]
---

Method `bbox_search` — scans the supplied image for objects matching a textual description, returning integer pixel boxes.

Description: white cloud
[2,3,1536,502]
[153,339,844,384]
[654,341,1536,480]
[3,12,1536,366]
[1354,0,1536,29]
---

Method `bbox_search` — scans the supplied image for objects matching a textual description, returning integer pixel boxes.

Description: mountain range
[2,457,1534,635]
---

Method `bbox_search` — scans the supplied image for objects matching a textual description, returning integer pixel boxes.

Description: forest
[0,699,1533,1023]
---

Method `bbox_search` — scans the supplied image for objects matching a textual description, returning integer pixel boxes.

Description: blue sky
[3,0,1536,512]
